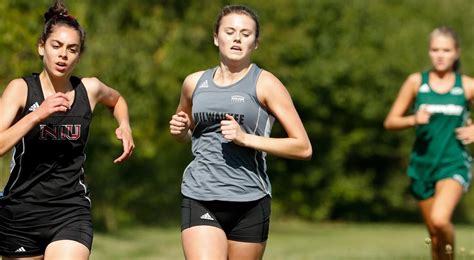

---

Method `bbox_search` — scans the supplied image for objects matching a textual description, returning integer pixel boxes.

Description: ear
[254,39,259,50]
[38,41,45,57]
[213,33,219,47]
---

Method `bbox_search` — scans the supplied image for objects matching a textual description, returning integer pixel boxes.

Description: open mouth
[55,62,67,72]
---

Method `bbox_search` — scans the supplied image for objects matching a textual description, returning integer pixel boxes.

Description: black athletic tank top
[1,73,92,208]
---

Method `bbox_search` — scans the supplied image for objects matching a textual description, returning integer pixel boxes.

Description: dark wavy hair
[39,0,86,54]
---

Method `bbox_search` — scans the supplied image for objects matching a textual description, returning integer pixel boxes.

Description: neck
[219,53,253,72]
[432,68,455,79]
[40,70,72,93]
[220,63,251,73]
[216,61,252,83]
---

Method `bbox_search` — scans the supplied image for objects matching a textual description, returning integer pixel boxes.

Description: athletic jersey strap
[454,72,462,87]
[22,74,44,115]
[421,70,429,85]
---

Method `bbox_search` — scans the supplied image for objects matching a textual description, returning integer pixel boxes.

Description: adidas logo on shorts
[200,213,214,221]
[15,247,26,252]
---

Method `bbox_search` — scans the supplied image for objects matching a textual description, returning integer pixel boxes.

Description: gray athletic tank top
[182,64,275,201]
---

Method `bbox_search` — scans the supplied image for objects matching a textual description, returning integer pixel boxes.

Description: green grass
[91,220,474,259]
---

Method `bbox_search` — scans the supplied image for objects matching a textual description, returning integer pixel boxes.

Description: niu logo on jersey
[39,124,81,140]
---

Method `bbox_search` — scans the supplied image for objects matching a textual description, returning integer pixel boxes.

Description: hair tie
[54,12,76,21]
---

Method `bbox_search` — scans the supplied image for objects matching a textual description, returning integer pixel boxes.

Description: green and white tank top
[408,71,470,179]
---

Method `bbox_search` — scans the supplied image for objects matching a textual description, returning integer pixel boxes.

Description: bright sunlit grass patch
[91,220,474,259]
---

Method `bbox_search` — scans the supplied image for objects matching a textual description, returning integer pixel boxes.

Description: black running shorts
[0,203,93,257]
[181,195,271,243]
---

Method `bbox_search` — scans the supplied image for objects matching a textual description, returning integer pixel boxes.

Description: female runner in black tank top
[0,1,134,259]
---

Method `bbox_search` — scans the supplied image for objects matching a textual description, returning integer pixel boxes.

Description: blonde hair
[430,26,460,72]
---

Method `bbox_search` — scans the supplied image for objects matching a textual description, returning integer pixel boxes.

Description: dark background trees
[1,0,473,231]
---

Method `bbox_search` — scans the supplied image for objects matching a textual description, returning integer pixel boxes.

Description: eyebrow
[223,27,254,32]
[50,40,80,47]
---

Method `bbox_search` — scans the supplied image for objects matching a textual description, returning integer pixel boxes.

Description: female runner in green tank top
[384,27,474,260]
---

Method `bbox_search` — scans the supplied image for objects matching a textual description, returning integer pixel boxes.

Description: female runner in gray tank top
[169,5,312,260]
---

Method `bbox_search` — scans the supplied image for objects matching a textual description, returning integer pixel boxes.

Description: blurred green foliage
[0,0,473,230]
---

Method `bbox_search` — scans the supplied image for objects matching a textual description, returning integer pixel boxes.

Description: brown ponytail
[39,0,86,55]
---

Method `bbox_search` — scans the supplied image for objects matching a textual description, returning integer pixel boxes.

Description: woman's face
[38,25,81,78]
[214,13,258,64]
[429,34,459,72]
